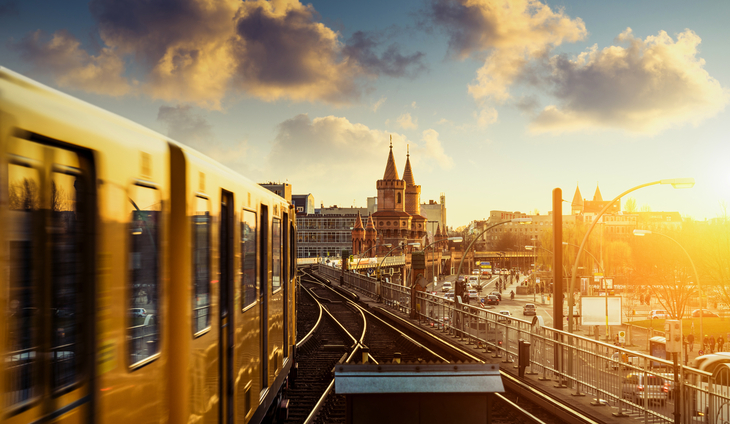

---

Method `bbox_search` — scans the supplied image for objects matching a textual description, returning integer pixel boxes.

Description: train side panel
[0,68,171,424]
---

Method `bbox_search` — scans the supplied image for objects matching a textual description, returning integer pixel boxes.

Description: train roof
[0,66,286,205]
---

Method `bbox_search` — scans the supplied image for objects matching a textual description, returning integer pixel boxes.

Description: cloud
[10,30,132,96]
[397,112,418,129]
[14,0,424,108]
[371,96,387,112]
[343,31,426,78]
[530,28,729,134]
[265,114,395,197]
[474,107,498,127]
[156,104,252,173]
[427,0,586,103]
[157,104,213,150]
[418,129,453,169]
[265,115,453,199]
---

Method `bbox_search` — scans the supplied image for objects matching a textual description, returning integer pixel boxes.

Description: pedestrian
[703,335,709,352]
[710,335,716,353]
[718,336,725,352]
[688,333,694,352]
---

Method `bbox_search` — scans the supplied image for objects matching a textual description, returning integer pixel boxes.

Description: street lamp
[422,237,463,287]
[567,178,694,333]
[455,218,532,284]
[563,241,610,337]
[376,242,420,283]
[353,243,381,273]
[633,229,703,344]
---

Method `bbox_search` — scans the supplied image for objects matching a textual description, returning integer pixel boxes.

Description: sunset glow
[1,0,728,225]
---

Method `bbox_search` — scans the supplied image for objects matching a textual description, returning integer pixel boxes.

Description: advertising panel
[580,296,622,326]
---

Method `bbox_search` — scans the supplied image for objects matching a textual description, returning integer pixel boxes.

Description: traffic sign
[698,349,705,355]
[618,331,626,344]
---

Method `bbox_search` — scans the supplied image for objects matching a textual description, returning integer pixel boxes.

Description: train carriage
[0,67,297,424]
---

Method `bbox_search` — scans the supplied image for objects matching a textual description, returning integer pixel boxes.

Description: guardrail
[312,264,730,424]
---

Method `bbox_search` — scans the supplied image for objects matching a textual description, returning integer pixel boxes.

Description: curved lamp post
[377,242,420,283]
[562,242,610,336]
[567,178,694,333]
[353,243,381,273]
[633,229,703,344]
[422,237,463,285]
[455,218,532,284]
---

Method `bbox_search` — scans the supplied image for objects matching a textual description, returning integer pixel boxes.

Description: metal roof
[334,363,504,394]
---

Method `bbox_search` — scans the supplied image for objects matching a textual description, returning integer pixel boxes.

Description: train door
[218,191,234,424]
[4,136,95,424]
[259,204,269,393]
[281,212,288,358]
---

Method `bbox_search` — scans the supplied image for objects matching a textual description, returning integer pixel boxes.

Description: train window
[290,221,296,278]
[6,163,41,406]
[128,184,161,367]
[241,210,257,309]
[272,217,281,292]
[192,196,210,335]
[50,168,85,390]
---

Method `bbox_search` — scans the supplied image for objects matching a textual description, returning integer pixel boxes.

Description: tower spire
[383,135,399,180]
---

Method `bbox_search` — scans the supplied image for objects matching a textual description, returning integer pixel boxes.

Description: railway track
[289,269,605,424]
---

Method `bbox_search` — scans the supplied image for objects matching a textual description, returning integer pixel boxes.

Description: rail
[313,264,730,424]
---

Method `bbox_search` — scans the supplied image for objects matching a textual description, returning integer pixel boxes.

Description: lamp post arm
[568,180,662,333]
[456,221,510,282]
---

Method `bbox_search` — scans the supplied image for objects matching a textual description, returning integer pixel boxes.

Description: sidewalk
[499,275,710,365]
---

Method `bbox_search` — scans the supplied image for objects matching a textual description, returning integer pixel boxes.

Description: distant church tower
[354,136,426,255]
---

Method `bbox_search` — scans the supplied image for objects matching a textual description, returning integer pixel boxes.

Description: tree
[630,228,697,319]
[624,197,638,213]
[696,213,730,309]
[493,232,516,251]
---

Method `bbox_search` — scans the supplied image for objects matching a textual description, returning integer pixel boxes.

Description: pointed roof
[353,212,364,229]
[383,135,400,180]
[593,185,603,202]
[366,215,376,230]
[402,144,415,186]
[435,224,442,237]
[571,184,584,206]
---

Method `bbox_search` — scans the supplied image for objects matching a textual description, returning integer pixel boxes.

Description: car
[468,289,478,300]
[692,309,719,317]
[485,295,499,305]
[608,351,638,370]
[523,303,537,316]
[621,373,668,406]
[129,308,147,318]
[442,281,452,292]
[497,310,512,323]
[490,291,502,301]
[471,269,480,275]
[444,293,455,301]
[650,310,667,319]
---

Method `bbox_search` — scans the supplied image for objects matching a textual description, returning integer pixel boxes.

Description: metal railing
[312,264,730,424]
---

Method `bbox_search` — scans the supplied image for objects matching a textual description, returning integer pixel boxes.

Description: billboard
[580,296,622,326]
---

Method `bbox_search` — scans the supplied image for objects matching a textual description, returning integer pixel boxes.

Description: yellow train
[0,67,297,424]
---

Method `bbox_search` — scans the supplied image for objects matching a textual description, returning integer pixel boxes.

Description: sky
[1,0,729,227]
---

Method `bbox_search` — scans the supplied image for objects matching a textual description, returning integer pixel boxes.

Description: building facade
[292,193,315,215]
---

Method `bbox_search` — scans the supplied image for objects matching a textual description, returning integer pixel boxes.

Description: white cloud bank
[531,28,729,134]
